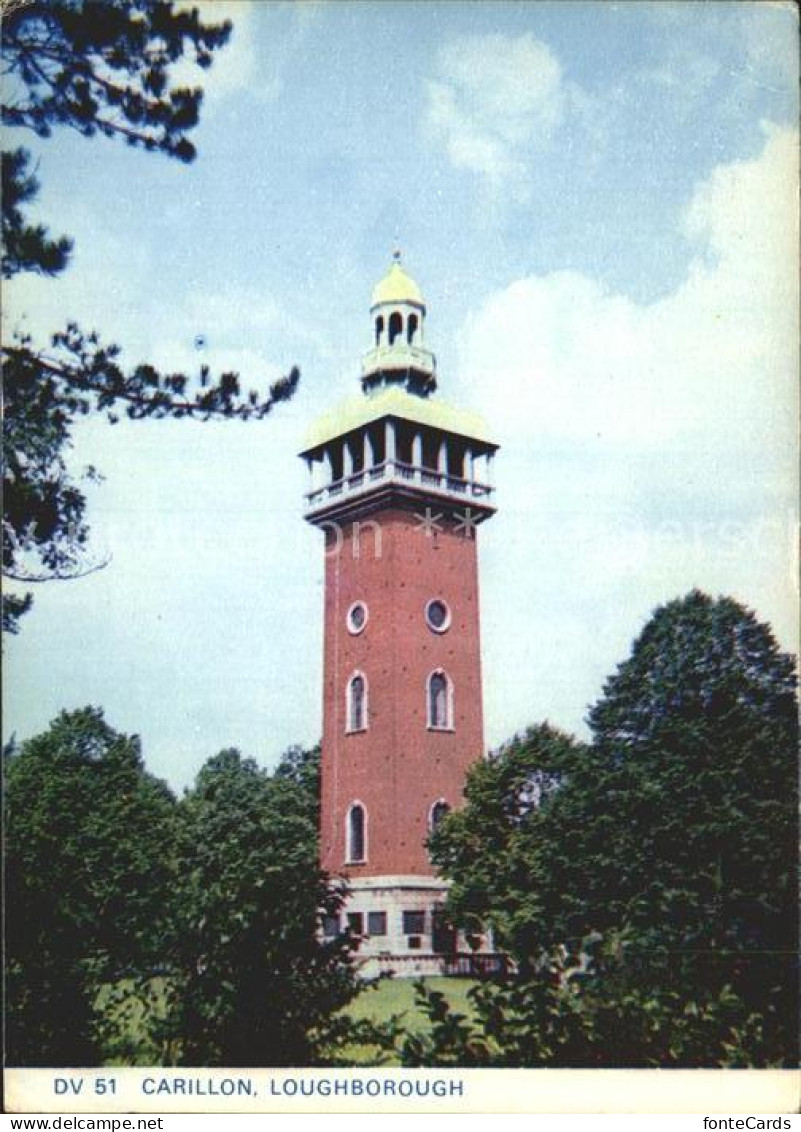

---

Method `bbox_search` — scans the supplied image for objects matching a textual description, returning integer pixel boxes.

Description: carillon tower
[300,253,498,975]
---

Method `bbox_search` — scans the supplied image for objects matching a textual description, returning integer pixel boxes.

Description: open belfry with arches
[299,253,499,976]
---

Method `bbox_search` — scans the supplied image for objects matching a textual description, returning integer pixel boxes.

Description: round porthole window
[347,601,368,635]
[425,598,451,633]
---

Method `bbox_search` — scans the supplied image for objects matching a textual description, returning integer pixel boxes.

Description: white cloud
[425,33,567,196]
[171,1,319,105]
[461,124,798,451]
[174,1,323,105]
[457,124,799,744]
[637,49,721,116]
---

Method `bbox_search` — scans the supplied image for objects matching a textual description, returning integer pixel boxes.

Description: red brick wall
[319,507,486,877]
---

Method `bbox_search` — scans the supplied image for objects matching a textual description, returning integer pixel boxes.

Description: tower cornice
[300,388,497,457]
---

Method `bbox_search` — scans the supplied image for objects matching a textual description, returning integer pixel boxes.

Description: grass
[95,975,479,1067]
[337,976,479,1065]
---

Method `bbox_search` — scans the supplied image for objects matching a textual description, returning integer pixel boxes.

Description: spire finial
[392,239,401,264]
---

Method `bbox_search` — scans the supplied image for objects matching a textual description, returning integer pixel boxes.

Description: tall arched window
[347,802,366,862]
[375,315,384,346]
[429,800,451,831]
[347,672,367,732]
[388,311,403,345]
[407,312,419,344]
[427,670,453,730]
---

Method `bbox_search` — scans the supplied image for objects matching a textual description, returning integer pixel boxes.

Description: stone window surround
[346,800,367,864]
[347,600,369,635]
[403,909,426,935]
[428,798,451,832]
[346,670,368,733]
[367,910,388,936]
[425,596,451,633]
[427,668,455,732]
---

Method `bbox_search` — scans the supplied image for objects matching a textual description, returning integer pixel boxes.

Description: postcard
[2,0,798,1117]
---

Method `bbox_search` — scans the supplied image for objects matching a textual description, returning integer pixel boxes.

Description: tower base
[333,875,499,979]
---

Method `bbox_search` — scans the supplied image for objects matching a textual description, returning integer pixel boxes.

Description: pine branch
[3,555,111,584]
[3,339,300,420]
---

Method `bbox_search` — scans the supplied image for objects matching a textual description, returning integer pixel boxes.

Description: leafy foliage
[406,932,790,1068]
[167,748,379,1067]
[402,980,492,1067]
[2,147,72,278]
[275,741,321,828]
[2,591,34,633]
[4,707,178,1065]
[427,722,584,967]
[1,1,299,630]
[4,725,385,1067]
[2,0,231,161]
[416,591,799,1067]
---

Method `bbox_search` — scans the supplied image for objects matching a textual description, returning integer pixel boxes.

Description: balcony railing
[305,460,494,511]
[361,344,435,377]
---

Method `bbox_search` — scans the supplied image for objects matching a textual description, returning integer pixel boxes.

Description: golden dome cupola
[362,250,436,397]
[370,254,424,307]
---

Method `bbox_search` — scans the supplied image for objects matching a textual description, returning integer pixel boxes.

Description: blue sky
[4,1,799,791]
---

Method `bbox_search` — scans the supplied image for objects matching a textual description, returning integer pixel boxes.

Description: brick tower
[299,253,498,975]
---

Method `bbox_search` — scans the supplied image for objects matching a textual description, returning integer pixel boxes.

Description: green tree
[411,591,798,1067]
[425,722,583,970]
[168,748,375,1066]
[585,591,797,964]
[2,2,299,631]
[4,707,178,1065]
[275,741,321,828]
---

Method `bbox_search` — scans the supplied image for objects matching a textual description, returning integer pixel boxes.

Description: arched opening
[447,441,465,479]
[347,803,366,862]
[427,670,452,730]
[388,311,403,345]
[375,315,384,346]
[348,434,364,475]
[407,312,419,344]
[422,431,440,472]
[395,420,414,465]
[347,672,367,732]
[429,799,451,831]
[368,422,385,467]
[328,441,343,484]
